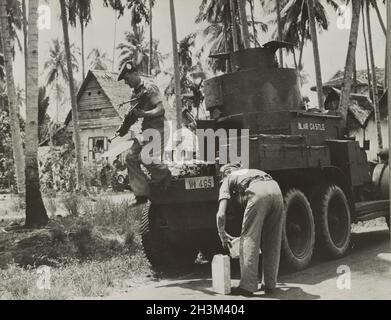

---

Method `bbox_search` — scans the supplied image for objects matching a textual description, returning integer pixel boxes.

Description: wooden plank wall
[78,78,119,121]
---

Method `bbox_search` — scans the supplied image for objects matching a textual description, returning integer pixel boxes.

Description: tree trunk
[373,0,386,36]
[237,0,250,49]
[276,0,283,66]
[149,0,153,75]
[249,0,257,47]
[362,3,372,96]
[0,1,26,196]
[386,0,391,246]
[60,0,85,189]
[339,0,361,124]
[307,0,323,110]
[169,0,182,129]
[112,10,117,72]
[80,16,85,79]
[298,31,305,69]
[366,0,383,150]
[297,0,306,69]
[25,0,48,228]
[224,5,232,72]
[353,56,357,93]
[22,0,28,102]
[230,0,239,52]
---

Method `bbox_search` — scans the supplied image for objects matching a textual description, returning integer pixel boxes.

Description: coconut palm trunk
[372,0,386,36]
[149,0,153,75]
[339,0,361,124]
[307,0,324,110]
[366,0,383,150]
[22,0,28,101]
[25,0,48,227]
[60,0,85,190]
[169,0,182,129]
[230,0,239,51]
[249,0,257,47]
[277,0,283,66]
[0,1,26,196]
[80,16,86,79]
[362,3,372,97]
[386,0,391,246]
[237,0,250,49]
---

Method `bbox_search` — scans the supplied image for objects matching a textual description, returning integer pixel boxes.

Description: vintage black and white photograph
[0,0,390,302]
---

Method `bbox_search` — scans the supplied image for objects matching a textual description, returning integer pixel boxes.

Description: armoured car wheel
[281,189,315,271]
[312,185,351,259]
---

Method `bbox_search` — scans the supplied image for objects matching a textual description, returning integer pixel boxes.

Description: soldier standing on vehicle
[117,61,171,205]
[216,164,284,296]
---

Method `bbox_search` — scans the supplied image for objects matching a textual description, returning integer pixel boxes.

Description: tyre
[140,202,170,267]
[140,203,195,268]
[281,189,315,271]
[312,185,351,259]
[117,175,125,185]
[111,176,124,192]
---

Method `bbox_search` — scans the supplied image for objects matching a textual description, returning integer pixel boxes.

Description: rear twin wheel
[311,185,351,259]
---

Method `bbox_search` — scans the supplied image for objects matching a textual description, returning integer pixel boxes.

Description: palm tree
[387,2,391,200]
[369,0,386,36]
[276,0,283,65]
[44,38,79,132]
[21,0,27,102]
[147,0,155,75]
[271,0,338,70]
[87,48,112,70]
[44,38,79,86]
[365,0,383,150]
[25,0,48,227]
[197,0,267,71]
[0,0,25,196]
[117,27,163,75]
[339,0,361,123]
[60,0,85,191]
[68,0,92,79]
[38,87,51,144]
[170,0,182,129]
[237,0,250,49]
[307,0,323,110]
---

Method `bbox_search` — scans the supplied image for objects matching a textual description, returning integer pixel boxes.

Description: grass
[0,255,150,300]
[0,193,152,300]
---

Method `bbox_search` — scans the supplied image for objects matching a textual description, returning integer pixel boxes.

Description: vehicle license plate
[185,177,215,190]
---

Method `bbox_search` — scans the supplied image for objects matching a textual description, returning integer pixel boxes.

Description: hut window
[88,92,92,96]
[97,91,101,95]
[88,137,108,161]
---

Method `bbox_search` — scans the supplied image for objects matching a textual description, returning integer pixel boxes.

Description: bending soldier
[216,164,284,296]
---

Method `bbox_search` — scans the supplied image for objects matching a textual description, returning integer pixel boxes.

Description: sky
[12,0,388,120]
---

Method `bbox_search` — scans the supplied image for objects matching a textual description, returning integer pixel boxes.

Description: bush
[62,194,86,217]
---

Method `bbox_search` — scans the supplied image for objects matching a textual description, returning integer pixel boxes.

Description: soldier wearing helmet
[117,61,171,205]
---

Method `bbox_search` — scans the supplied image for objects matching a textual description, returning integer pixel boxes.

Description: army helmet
[118,60,137,81]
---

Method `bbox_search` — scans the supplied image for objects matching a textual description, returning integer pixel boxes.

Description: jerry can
[212,255,231,295]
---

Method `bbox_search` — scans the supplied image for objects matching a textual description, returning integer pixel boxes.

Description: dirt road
[108,226,391,300]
